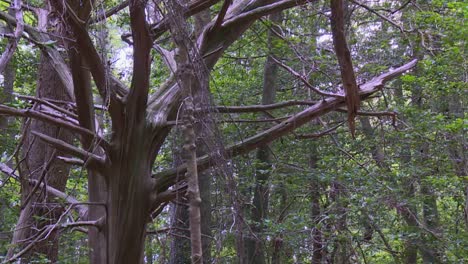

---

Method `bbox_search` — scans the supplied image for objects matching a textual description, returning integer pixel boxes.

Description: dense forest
[0,0,466,263]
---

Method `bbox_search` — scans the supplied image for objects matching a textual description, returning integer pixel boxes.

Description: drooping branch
[153,59,418,193]
[0,0,23,74]
[330,0,360,137]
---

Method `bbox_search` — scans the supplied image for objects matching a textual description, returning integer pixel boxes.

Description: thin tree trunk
[245,11,282,264]
[169,9,213,263]
[309,147,324,264]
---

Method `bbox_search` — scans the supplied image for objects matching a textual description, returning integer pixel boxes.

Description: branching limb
[127,0,153,120]
[270,56,342,98]
[212,0,231,32]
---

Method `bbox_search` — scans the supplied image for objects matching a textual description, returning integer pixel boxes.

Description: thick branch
[212,0,231,32]
[147,0,220,39]
[127,0,152,120]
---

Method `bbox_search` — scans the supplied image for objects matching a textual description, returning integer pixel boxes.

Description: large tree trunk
[7,49,73,262]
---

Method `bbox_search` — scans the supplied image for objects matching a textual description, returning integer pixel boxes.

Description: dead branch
[330,0,360,137]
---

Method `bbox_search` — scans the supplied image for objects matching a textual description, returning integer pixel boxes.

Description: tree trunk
[169,9,213,264]
[244,11,281,264]
[7,50,73,262]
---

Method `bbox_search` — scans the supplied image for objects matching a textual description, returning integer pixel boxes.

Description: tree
[0,0,426,263]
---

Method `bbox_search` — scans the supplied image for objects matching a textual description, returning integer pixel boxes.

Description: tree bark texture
[7,52,73,263]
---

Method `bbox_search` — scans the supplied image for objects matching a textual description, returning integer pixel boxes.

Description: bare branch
[296,122,345,139]
[56,156,85,166]
[28,179,88,219]
[0,105,110,150]
[31,131,105,168]
[270,56,342,98]
[350,0,406,33]
[15,94,78,119]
